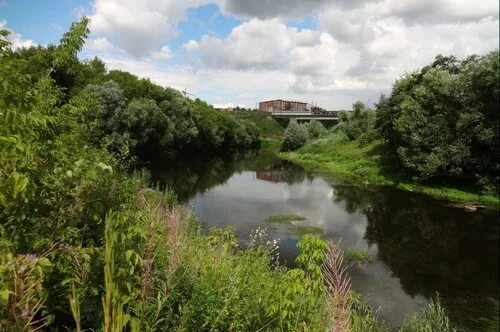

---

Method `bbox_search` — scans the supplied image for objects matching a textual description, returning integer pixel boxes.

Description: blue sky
[1,1,316,62]
[1,0,498,108]
[1,1,238,52]
[0,0,89,44]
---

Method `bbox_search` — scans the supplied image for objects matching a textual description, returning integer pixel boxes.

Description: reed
[322,240,352,332]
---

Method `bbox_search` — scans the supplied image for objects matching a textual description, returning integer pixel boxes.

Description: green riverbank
[278,139,498,206]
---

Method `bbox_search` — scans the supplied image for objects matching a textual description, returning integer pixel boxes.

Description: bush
[281,120,309,151]
[333,101,378,144]
[306,120,328,139]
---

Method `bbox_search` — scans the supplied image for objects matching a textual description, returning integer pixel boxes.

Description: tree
[375,50,499,190]
[281,120,309,151]
[333,101,377,143]
[85,80,127,133]
[306,120,327,139]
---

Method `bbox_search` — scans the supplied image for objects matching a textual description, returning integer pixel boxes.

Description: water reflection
[147,150,499,330]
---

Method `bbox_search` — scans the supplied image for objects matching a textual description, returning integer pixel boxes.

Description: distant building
[256,169,284,183]
[259,99,308,112]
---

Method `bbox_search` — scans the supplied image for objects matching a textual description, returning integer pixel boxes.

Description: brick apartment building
[259,99,308,112]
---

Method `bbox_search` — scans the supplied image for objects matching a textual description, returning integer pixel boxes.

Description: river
[147,149,499,331]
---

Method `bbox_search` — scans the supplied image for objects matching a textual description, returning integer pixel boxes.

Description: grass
[260,137,281,151]
[344,248,373,265]
[265,214,306,224]
[279,135,499,206]
[400,298,457,332]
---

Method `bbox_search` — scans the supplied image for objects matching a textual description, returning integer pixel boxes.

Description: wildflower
[24,254,38,263]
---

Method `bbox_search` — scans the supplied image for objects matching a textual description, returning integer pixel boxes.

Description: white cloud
[98,56,196,91]
[321,12,498,83]
[212,102,245,108]
[221,0,498,24]
[184,19,294,69]
[85,36,115,53]
[151,45,173,60]
[82,0,499,109]
[0,20,35,49]
[220,0,340,20]
[183,18,376,97]
[89,0,212,57]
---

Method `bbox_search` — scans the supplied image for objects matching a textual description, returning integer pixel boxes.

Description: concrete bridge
[269,110,340,121]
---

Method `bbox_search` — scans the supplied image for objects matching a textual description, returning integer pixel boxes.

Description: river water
[147,149,499,331]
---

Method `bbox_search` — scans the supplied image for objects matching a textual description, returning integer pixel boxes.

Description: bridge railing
[269,109,340,117]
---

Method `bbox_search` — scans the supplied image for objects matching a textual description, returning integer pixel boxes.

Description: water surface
[148,149,499,331]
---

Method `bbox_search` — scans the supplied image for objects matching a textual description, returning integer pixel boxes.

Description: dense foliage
[233,110,285,139]
[334,101,378,144]
[280,119,328,151]
[0,18,461,331]
[376,51,499,191]
[306,120,328,139]
[280,120,309,151]
[0,18,330,331]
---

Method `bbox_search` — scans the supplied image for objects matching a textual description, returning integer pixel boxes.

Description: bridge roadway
[269,110,339,121]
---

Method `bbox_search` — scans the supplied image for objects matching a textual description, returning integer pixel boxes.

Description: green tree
[306,120,327,139]
[333,101,378,143]
[376,51,499,190]
[281,120,309,151]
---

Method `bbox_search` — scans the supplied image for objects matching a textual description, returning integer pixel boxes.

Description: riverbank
[278,138,498,206]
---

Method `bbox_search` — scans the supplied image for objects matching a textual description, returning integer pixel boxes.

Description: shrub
[281,120,309,151]
[306,120,328,139]
[333,101,378,144]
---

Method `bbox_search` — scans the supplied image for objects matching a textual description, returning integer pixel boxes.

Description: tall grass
[400,298,457,332]
[0,253,51,331]
[66,246,92,332]
[102,213,125,332]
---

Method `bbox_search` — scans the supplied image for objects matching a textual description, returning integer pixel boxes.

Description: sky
[1,0,498,109]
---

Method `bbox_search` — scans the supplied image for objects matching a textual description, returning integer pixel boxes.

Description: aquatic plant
[265,214,306,223]
[345,248,373,265]
[290,225,325,235]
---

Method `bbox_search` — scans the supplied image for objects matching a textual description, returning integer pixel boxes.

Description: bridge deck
[269,110,339,120]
